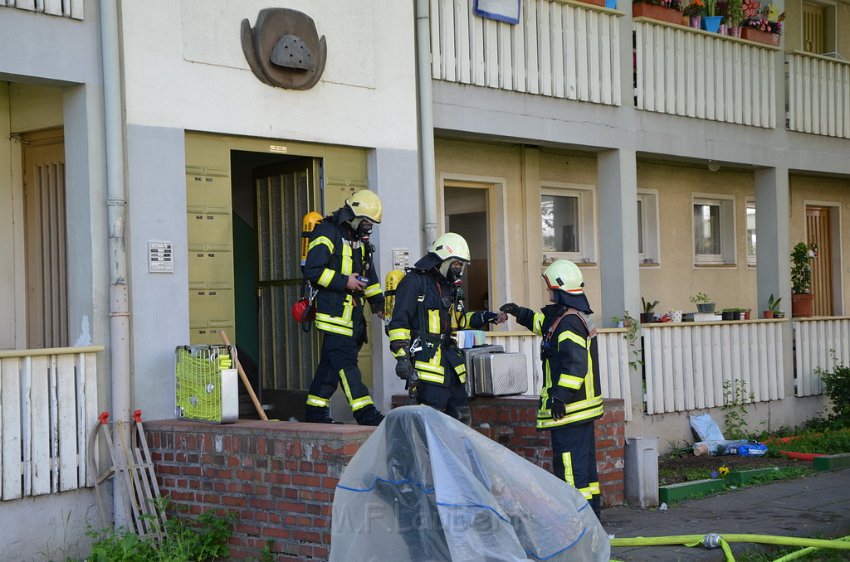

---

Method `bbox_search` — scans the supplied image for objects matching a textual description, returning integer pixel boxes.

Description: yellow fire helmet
[429,232,470,262]
[345,189,382,223]
[543,259,584,295]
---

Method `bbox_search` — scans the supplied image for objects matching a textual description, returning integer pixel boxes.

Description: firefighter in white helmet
[500,259,604,521]
[387,233,506,424]
[303,190,385,426]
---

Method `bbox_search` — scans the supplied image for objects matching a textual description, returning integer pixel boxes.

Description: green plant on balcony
[682,0,706,16]
[726,0,744,27]
[790,241,815,295]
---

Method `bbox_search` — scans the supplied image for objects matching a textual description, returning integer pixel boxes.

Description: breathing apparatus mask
[349,217,374,242]
[439,259,466,287]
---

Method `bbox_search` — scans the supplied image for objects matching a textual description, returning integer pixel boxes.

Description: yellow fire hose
[609,533,850,562]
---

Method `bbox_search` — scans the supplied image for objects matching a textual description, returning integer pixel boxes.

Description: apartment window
[746,202,757,266]
[693,195,736,265]
[637,190,660,265]
[541,184,596,263]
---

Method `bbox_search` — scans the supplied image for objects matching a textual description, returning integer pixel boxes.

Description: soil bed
[658,452,811,486]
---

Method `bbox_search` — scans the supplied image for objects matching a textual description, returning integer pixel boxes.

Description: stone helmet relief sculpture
[241,8,327,90]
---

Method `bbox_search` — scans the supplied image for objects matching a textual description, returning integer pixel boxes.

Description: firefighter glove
[389,339,410,357]
[547,386,571,420]
[479,311,500,324]
[395,356,414,381]
[500,303,521,317]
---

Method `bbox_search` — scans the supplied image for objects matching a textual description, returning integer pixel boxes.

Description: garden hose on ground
[610,533,850,562]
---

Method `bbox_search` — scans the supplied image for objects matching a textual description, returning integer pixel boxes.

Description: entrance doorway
[444,185,491,313]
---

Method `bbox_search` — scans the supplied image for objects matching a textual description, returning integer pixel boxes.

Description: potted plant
[682,0,706,28]
[721,308,737,321]
[690,292,715,314]
[640,297,660,323]
[702,0,723,31]
[632,0,685,25]
[741,4,783,46]
[725,0,743,36]
[791,241,816,317]
[764,293,781,319]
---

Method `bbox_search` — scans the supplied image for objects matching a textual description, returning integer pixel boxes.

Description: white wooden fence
[786,51,850,139]
[642,320,784,414]
[793,317,850,397]
[0,0,83,19]
[431,0,622,105]
[634,20,776,127]
[0,346,100,500]
[485,328,633,420]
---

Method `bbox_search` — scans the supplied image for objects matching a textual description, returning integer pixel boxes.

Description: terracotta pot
[791,293,815,317]
[740,27,780,47]
[762,310,774,319]
[632,2,684,24]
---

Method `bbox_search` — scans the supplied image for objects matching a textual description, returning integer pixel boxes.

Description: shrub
[817,357,850,428]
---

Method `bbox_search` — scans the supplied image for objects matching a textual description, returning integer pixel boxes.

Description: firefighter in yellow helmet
[387,233,506,424]
[303,190,385,426]
[499,259,604,520]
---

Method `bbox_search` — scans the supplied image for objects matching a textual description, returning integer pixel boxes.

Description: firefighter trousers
[551,421,602,518]
[305,331,379,424]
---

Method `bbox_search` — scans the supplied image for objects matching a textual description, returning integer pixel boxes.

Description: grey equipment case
[472,351,528,397]
[462,345,503,398]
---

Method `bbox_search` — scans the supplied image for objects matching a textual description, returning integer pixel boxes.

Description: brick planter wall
[145,398,624,560]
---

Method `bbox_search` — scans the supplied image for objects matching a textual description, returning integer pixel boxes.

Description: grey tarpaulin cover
[330,406,610,561]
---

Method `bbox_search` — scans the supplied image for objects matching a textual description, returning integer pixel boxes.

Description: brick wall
[145,398,624,560]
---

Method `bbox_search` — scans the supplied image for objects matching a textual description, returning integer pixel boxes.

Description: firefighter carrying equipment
[329,406,610,562]
[293,211,323,329]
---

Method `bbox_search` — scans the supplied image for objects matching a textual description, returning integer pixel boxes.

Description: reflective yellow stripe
[341,295,353,323]
[577,486,593,500]
[558,330,587,348]
[537,403,604,428]
[318,268,335,287]
[415,361,444,375]
[562,452,574,486]
[315,319,353,336]
[388,328,410,341]
[339,368,354,403]
[341,244,353,275]
[308,236,334,252]
[315,313,353,329]
[455,363,467,384]
[306,394,329,407]
[428,310,440,333]
[349,395,374,412]
[558,374,584,389]
[588,482,601,495]
[363,283,381,298]
[417,371,445,384]
[532,313,545,336]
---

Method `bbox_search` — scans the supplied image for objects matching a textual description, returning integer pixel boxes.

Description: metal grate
[175,345,231,423]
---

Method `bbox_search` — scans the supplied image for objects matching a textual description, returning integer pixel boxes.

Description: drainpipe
[415,0,438,252]
[100,0,132,529]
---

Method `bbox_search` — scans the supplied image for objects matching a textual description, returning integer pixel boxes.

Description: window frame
[692,194,737,266]
[637,189,660,266]
[746,200,757,266]
[540,183,597,265]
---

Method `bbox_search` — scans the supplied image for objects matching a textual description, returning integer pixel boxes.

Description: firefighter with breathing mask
[499,259,604,521]
[387,233,505,424]
[303,190,385,426]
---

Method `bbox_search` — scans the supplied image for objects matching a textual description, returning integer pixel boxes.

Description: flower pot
[740,27,780,47]
[640,312,655,324]
[696,302,715,314]
[702,15,723,32]
[762,310,774,319]
[791,293,815,318]
[631,3,684,25]
[727,26,742,37]
[721,311,735,321]
[605,0,617,8]
[689,15,702,29]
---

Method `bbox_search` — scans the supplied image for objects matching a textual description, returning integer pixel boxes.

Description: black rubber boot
[355,407,385,426]
[304,405,342,424]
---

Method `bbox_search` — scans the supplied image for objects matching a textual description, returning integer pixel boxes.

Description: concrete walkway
[604,468,850,561]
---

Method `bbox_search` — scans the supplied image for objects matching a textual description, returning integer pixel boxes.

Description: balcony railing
[634,19,777,127]
[0,346,101,500]
[786,51,850,139]
[430,0,622,105]
[793,317,850,396]
[642,320,785,414]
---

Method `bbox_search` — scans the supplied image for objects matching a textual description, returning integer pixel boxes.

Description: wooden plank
[766,48,776,128]
[732,43,743,124]
[684,32,696,116]
[440,0,456,81]
[57,354,77,491]
[575,7,588,100]
[525,0,539,94]
[1,358,23,500]
[651,25,664,112]
[599,14,611,105]
[485,19,500,87]
[671,327,689,410]
[512,8,527,92]
[43,0,61,15]
[551,3,565,98]
[826,61,836,137]
[538,0,552,96]
[29,356,51,495]
[455,0,471,84]
[563,7,576,99]
[788,54,800,131]
[430,0,442,79]
[673,28,685,116]
[661,327,676,412]
[818,59,828,135]
[843,66,850,137]
[498,19,512,89]
[469,0,485,87]
[610,16,621,106]
[645,330,661,414]
[635,24,645,109]
[588,10,600,103]
[705,37,716,120]
[70,0,83,19]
